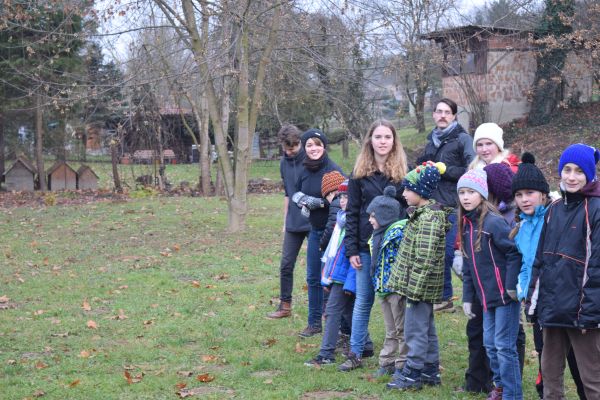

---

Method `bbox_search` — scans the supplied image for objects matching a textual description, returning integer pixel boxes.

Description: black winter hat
[301,128,328,149]
[511,152,549,195]
[366,186,401,227]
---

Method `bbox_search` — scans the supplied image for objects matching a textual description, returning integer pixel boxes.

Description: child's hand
[349,255,362,270]
[507,290,517,301]
[462,302,476,319]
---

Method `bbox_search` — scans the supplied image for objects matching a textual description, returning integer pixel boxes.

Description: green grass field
[0,194,582,399]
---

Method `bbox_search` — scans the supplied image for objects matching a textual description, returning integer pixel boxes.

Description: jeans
[483,301,522,400]
[319,283,354,359]
[306,228,325,328]
[349,251,375,356]
[442,212,457,301]
[405,300,439,371]
[279,230,309,302]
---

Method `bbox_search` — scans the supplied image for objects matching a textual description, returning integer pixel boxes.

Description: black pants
[464,297,526,393]
[532,321,587,400]
[278,230,309,302]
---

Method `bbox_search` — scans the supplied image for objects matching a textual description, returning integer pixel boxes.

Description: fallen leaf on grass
[7,359,16,365]
[32,389,45,397]
[160,251,171,257]
[175,382,187,389]
[201,355,218,363]
[196,373,215,382]
[86,320,98,329]
[124,370,144,384]
[118,285,128,290]
[247,305,256,311]
[35,361,48,369]
[205,284,216,289]
[209,346,220,350]
[34,310,45,316]
[143,319,154,325]
[295,342,306,353]
[79,350,90,358]
[262,338,277,347]
[213,273,229,280]
[191,281,200,288]
[177,370,193,377]
[51,332,69,338]
[111,309,128,320]
[69,379,80,388]
[173,244,181,251]
[0,295,9,303]
[43,257,49,266]
[263,379,273,384]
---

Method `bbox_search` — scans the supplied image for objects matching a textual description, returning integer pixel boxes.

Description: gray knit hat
[366,186,401,226]
[457,169,489,200]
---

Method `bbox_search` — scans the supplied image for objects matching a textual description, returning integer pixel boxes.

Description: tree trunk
[110,140,122,193]
[199,94,211,195]
[35,93,46,191]
[0,112,5,182]
[80,129,87,162]
[342,135,349,159]
[415,86,426,133]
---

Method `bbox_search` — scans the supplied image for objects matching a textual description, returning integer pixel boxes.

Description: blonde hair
[469,149,510,170]
[352,120,407,182]
[458,198,498,253]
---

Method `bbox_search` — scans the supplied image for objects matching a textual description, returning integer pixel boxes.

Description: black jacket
[344,172,408,258]
[462,209,521,311]
[529,181,600,329]
[320,196,341,251]
[416,124,475,208]
[296,155,343,230]
[281,149,311,233]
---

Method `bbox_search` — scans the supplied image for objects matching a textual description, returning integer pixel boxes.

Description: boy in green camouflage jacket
[387,161,450,391]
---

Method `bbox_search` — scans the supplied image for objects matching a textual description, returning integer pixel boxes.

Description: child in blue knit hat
[386,162,450,390]
[527,143,600,399]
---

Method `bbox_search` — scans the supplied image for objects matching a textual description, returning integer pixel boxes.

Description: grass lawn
[0,194,582,399]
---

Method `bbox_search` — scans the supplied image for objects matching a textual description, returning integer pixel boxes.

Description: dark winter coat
[320,196,341,251]
[296,155,343,230]
[528,181,600,330]
[416,124,475,208]
[462,209,521,311]
[344,171,408,258]
[281,148,311,233]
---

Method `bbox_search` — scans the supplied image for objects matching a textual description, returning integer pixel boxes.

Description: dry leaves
[196,373,215,382]
[35,361,48,369]
[201,355,218,363]
[68,379,80,388]
[111,309,128,320]
[0,295,9,303]
[191,281,200,288]
[86,320,98,329]
[262,338,277,347]
[124,370,144,384]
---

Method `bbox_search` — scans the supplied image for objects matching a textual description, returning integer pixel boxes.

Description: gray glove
[303,195,325,210]
[292,191,307,207]
[507,290,518,301]
[452,250,463,280]
[462,302,476,319]
[301,206,310,218]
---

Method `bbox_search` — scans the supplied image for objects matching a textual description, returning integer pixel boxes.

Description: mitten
[301,206,310,218]
[303,195,325,210]
[462,302,476,319]
[292,191,308,208]
[452,250,463,280]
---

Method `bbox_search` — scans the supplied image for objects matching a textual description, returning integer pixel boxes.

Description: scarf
[431,121,458,148]
[304,152,328,172]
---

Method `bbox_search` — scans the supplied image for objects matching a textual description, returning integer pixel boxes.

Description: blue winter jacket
[321,210,352,290]
[370,219,407,295]
[514,205,548,301]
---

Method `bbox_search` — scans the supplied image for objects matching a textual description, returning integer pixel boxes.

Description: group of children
[301,142,600,400]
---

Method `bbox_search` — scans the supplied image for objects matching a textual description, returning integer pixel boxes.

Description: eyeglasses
[434,110,453,116]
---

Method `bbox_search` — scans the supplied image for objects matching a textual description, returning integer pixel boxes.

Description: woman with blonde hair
[338,119,409,372]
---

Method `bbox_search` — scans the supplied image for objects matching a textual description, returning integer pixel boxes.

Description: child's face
[458,187,483,211]
[514,189,546,215]
[402,188,421,206]
[369,213,380,229]
[561,163,587,193]
[339,193,348,210]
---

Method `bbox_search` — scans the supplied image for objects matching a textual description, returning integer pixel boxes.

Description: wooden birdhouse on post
[3,155,36,191]
[47,161,77,191]
[77,165,99,190]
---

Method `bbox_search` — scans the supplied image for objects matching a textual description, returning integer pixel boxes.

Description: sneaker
[338,352,362,372]
[487,387,503,400]
[373,365,396,377]
[361,348,375,358]
[304,354,335,367]
[386,365,423,391]
[422,363,441,386]
[433,300,455,313]
[298,326,322,338]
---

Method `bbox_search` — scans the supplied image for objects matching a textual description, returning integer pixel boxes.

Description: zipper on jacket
[466,217,488,312]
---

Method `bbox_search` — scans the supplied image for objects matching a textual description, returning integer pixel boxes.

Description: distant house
[423,25,594,130]
[47,161,77,191]
[4,156,36,191]
[77,165,99,190]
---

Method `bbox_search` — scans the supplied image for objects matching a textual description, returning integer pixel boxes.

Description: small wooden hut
[47,161,77,191]
[77,165,99,190]
[3,156,36,191]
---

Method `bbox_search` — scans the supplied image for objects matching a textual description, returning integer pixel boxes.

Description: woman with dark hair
[292,128,343,338]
